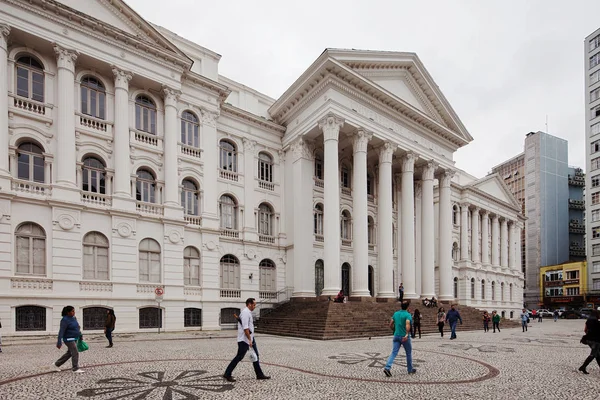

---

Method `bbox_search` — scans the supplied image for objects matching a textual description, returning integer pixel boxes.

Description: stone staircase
[255,299,521,340]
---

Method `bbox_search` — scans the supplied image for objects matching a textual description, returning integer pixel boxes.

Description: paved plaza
[0,319,597,399]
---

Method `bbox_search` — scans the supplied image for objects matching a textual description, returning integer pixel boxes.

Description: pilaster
[0,24,10,181]
[200,109,219,229]
[243,137,258,241]
[162,86,183,219]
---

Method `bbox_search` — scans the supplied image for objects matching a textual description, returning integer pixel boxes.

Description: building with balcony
[490,131,584,308]
[0,0,524,335]
[539,261,587,308]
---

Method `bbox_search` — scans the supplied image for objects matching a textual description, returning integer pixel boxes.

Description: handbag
[526,317,530,323]
[77,337,89,352]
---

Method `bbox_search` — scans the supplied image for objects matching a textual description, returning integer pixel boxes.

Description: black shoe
[257,375,271,380]
[223,375,236,382]
[383,368,392,377]
[579,366,589,375]
[106,345,113,348]
[408,369,417,374]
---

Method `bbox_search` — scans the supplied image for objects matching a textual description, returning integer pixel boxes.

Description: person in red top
[482,311,491,333]
[334,290,344,303]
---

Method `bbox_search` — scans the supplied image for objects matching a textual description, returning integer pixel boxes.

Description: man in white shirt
[223,298,270,382]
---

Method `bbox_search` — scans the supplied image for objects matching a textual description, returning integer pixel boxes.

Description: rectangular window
[593,261,600,273]
[591,53,600,69]
[593,140,600,154]
[565,270,579,280]
[593,226,600,239]
[591,35,600,52]
[592,70,600,85]
[594,279,600,290]
[593,175,600,188]
[593,244,600,256]
[593,192,600,205]
[592,157,600,171]
[593,122,600,136]
[592,88,600,102]
[545,287,563,297]
[545,271,563,281]
[566,287,580,296]
[593,210,600,222]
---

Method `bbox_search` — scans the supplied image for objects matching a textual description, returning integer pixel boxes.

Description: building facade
[0,0,524,335]
[586,28,600,296]
[491,131,583,308]
[539,261,587,308]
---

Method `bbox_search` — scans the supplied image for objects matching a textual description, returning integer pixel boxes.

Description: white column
[491,215,500,267]
[500,218,509,269]
[438,170,454,301]
[54,44,78,188]
[414,181,422,297]
[420,160,437,298]
[377,142,395,298]
[200,110,219,229]
[401,152,417,299]
[460,203,470,261]
[162,87,181,212]
[320,114,344,296]
[0,25,10,177]
[395,173,402,287]
[471,207,480,264]
[508,221,516,271]
[112,67,133,199]
[351,129,372,297]
[481,211,490,264]
[290,137,315,297]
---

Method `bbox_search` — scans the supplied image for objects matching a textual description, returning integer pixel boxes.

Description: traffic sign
[155,287,164,296]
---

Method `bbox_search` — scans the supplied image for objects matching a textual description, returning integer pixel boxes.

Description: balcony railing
[568,175,585,186]
[369,244,375,251]
[314,178,324,188]
[259,291,277,300]
[13,97,46,115]
[219,169,239,182]
[180,143,202,159]
[11,179,51,196]
[81,191,111,206]
[78,114,109,133]
[259,234,276,244]
[342,239,352,247]
[184,215,202,226]
[367,194,375,203]
[569,223,585,234]
[341,187,352,196]
[220,229,240,239]
[131,130,161,147]
[220,288,241,298]
[258,180,274,191]
[569,199,585,210]
[315,234,324,242]
[136,201,164,215]
[11,277,53,290]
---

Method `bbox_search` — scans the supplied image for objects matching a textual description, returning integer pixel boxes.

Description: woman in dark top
[412,309,422,339]
[579,310,600,374]
[105,309,116,348]
[52,306,83,373]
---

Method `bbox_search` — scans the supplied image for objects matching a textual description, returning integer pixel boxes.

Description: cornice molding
[183,72,230,103]
[221,104,286,135]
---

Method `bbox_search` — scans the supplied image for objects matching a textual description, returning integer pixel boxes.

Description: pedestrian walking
[398,283,404,302]
[445,305,463,340]
[383,301,416,377]
[579,310,600,374]
[437,307,446,337]
[553,310,559,322]
[411,309,422,339]
[483,311,490,333]
[223,298,270,382]
[520,308,529,332]
[52,306,84,373]
[532,309,537,322]
[492,311,501,333]
[105,309,116,348]
[538,311,543,323]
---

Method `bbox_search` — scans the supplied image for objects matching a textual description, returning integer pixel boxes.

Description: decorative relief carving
[378,142,394,164]
[0,24,10,47]
[439,169,455,187]
[401,151,416,173]
[290,137,314,161]
[246,248,256,260]
[421,160,438,181]
[113,217,136,238]
[205,240,217,251]
[242,138,256,155]
[53,43,79,70]
[318,114,344,141]
[52,208,80,231]
[162,85,181,108]
[352,129,372,153]
[200,109,218,127]
[166,228,183,244]
[111,66,133,89]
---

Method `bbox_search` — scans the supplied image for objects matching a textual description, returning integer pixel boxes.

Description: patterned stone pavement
[0,319,598,399]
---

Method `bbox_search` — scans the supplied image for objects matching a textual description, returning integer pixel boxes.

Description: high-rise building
[491,131,584,308]
[585,28,600,297]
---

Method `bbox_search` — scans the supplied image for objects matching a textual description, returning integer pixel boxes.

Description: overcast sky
[126,0,600,178]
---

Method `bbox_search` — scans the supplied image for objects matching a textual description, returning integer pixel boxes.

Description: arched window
[471,278,475,299]
[258,203,273,236]
[181,179,199,216]
[367,173,374,197]
[139,238,161,283]
[314,152,323,180]
[220,255,240,289]
[219,140,237,172]
[501,282,505,301]
[341,210,352,240]
[139,307,162,329]
[510,283,513,301]
[219,195,237,230]
[481,279,486,300]
[453,205,460,226]
[83,232,109,280]
[135,95,157,134]
[184,246,200,286]
[258,152,273,183]
[17,142,45,183]
[15,222,45,275]
[136,169,156,203]
[80,76,106,119]
[82,156,106,194]
[184,308,202,327]
[180,111,199,147]
[82,306,110,330]
[454,277,458,299]
[16,55,44,102]
[15,305,46,331]
[314,203,324,236]
[452,242,459,261]
[491,281,496,300]
[340,164,351,189]
[259,259,276,292]
[368,216,375,245]
[315,260,324,296]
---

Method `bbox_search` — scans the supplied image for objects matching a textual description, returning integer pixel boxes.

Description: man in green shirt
[383,301,416,376]
[492,310,501,333]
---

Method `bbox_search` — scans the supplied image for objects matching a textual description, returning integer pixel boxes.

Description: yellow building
[539,261,587,308]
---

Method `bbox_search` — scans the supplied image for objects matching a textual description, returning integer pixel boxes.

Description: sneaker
[73,369,85,373]
[383,368,392,377]
[50,364,61,372]
[408,369,417,374]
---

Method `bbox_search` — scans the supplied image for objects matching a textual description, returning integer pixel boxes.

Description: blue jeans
[105,328,114,345]
[522,320,527,331]
[224,339,265,378]
[385,336,413,372]
[450,321,458,338]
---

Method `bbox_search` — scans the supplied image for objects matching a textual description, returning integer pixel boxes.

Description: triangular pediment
[470,174,520,208]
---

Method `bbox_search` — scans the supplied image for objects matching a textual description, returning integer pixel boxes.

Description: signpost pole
[154,287,164,335]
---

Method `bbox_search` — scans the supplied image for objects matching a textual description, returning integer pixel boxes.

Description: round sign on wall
[155,287,164,296]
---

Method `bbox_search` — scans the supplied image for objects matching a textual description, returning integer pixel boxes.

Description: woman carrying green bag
[52,306,85,373]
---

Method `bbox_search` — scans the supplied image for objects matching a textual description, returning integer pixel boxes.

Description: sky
[125,0,600,178]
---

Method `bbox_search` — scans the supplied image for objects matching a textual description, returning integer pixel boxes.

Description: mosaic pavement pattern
[0,319,598,399]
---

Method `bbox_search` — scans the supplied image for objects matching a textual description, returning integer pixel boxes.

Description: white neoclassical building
[0,0,524,335]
